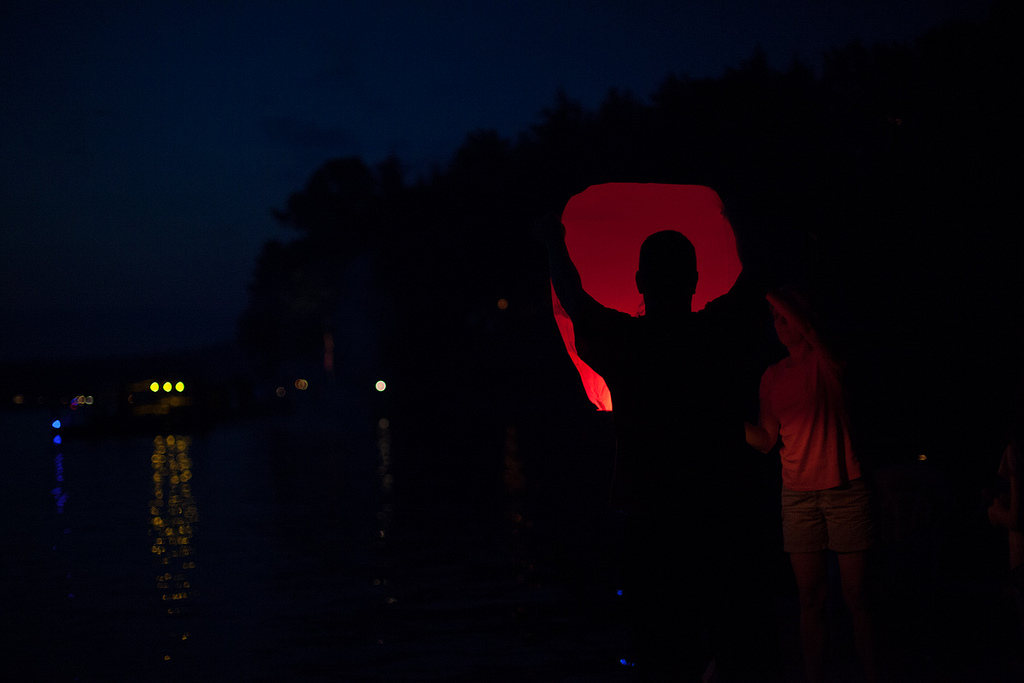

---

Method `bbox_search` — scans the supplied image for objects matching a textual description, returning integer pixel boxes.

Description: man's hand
[534,209,590,319]
[534,212,566,247]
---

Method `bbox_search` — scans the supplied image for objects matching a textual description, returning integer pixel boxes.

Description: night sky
[1,0,993,361]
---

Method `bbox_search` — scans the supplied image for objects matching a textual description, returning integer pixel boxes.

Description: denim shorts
[781,477,874,554]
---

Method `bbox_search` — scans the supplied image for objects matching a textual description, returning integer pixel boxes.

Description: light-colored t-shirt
[759,347,862,491]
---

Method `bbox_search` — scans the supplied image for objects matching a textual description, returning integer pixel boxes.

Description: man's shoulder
[575,298,636,328]
[698,279,764,326]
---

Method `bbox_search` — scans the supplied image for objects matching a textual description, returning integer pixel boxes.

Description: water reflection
[149,435,198,617]
[51,416,72,606]
[52,418,68,516]
[376,417,395,611]
[503,425,531,582]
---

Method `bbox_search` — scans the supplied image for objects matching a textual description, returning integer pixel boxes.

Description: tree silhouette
[240,2,1021,469]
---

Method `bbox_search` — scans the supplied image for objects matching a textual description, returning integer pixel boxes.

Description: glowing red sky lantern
[553,183,742,411]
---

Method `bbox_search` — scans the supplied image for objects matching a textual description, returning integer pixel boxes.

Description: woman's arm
[746,385,780,453]
[745,421,777,453]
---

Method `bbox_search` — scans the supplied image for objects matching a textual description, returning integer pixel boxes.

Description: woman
[746,289,876,683]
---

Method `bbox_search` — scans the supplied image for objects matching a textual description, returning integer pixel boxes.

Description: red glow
[554,183,742,411]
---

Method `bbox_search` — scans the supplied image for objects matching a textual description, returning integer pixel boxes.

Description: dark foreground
[3,391,1022,682]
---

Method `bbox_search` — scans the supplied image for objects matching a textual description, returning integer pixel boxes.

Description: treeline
[239,2,1020,470]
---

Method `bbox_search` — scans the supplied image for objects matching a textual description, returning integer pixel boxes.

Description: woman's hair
[773,284,818,328]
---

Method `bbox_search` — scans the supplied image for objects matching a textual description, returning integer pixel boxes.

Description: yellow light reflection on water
[150,434,198,619]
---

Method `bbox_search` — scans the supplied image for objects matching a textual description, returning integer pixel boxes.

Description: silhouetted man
[536,211,773,681]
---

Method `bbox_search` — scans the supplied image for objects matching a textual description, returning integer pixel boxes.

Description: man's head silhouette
[636,230,698,315]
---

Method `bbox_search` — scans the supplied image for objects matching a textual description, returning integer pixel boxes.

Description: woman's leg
[791,550,828,683]
[837,550,877,681]
[790,548,831,683]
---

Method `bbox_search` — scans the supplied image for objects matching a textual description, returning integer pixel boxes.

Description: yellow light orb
[175,382,185,392]
[162,382,172,392]
[375,380,387,392]
[150,382,160,393]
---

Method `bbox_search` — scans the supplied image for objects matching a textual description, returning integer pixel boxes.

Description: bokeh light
[375,381,387,392]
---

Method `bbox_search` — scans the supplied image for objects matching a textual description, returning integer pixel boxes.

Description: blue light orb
[52,420,61,429]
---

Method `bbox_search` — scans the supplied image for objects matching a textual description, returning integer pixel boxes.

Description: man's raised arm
[534,212,596,320]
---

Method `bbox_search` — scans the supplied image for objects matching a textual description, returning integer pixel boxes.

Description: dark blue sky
[0,0,992,361]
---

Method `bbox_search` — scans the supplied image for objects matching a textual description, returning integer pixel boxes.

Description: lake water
[1,393,637,682]
[4,392,1022,682]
